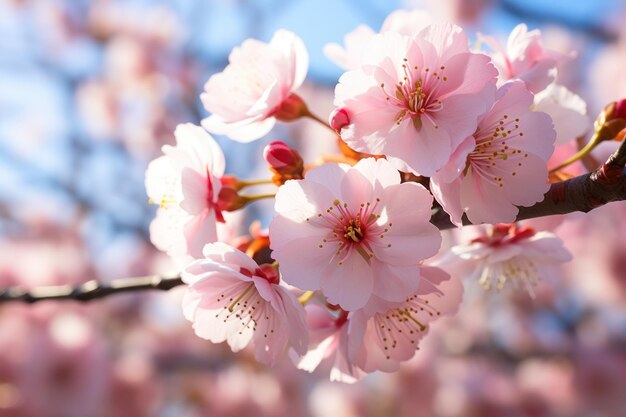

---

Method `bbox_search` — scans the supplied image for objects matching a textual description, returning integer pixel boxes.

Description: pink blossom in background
[480,24,569,93]
[334,23,497,176]
[437,224,572,297]
[181,243,308,366]
[323,9,433,70]
[534,83,590,144]
[269,158,442,311]
[348,266,463,373]
[145,123,226,260]
[19,311,111,417]
[295,305,364,383]
[430,81,555,225]
[201,30,309,142]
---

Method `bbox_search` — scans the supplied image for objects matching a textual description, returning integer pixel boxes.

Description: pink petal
[374,183,442,264]
[370,262,421,303]
[460,169,519,224]
[430,175,464,227]
[201,115,276,143]
[320,254,374,311]
[184,209,218,259]
[418,22,468,61]
[275,285,309,356]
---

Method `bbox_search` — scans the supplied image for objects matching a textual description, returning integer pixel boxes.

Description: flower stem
[238,179,275,188]
[244,193,276,202]
[298,290,316,305]
[549,133,599,174]
[305,111,335,133]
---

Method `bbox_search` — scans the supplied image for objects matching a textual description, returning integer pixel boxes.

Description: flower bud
[263,141,301,170]
[220,174,241,190]
[329,107,350,132]
[263,141,304,185]
[273,93,309,122]
[614,99,626,119]
[595,99,626,142]
[217,187,248,212]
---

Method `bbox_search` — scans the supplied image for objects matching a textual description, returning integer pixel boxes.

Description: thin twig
[0,274,183,303]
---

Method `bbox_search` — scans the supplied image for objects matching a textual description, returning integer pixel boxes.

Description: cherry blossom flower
[294,305,364,383]
[269,157,442,311]
[430,81,555,226]
[201,30,309,142]
[333,23,498,176]
[480,23,568,93]
[145,123,225,259]
[323,9,432,70]
[437,224,572,297]
[181,242,308,365]
[348,266,463,373]
[534,83,590,144]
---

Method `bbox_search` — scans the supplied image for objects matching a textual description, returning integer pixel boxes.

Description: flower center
[344,218,364,243]
[466,114,528,188]
[379,57,448,130]
[305,198,393,265]
[374,293,442,360]
[214,282,275,338]
[471,224,536,247]
[239,265,280,285]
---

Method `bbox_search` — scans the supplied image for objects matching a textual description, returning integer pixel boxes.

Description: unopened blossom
[348,266,463,373]
[182,243,308,365]
[437,224,572,297]
[480,23,568,93]
[334,23,498,176]
[269,157,442,311]
[201,30,309,142]
[145,123,225,259]
[295,305,364,383]
[430,81,555,226]
[324,9,432,70]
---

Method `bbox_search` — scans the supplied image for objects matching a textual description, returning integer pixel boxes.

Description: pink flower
[323,9,432,70]
[347,266,463,373]
[333,23,498,176]
[201,30,309,142]
[181,242,308,365]
[480,24,568,93]
[534,83,590,144]
[269,157,442,311]
[437,224,572,297]
[294,305,364,383]
[430,81,555,226]
[145,123,225,259]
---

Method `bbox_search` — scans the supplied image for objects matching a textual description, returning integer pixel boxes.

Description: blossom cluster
[144,9,589,382]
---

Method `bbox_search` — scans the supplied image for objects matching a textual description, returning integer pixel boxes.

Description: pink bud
[217,187,247,212]
[274,93,308,121]
[263,141,303,171]
[329,107,350,132]
[220,174,240,189]
[614,99,626,119]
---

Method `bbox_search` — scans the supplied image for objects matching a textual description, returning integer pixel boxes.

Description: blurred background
[1,0,626,416]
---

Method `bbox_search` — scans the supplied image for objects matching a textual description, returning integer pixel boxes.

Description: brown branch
[3,141,626,304]
[0,274,183,303]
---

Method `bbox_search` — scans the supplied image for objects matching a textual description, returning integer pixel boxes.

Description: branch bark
[3,141,626,303]
[0,274,182,303]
